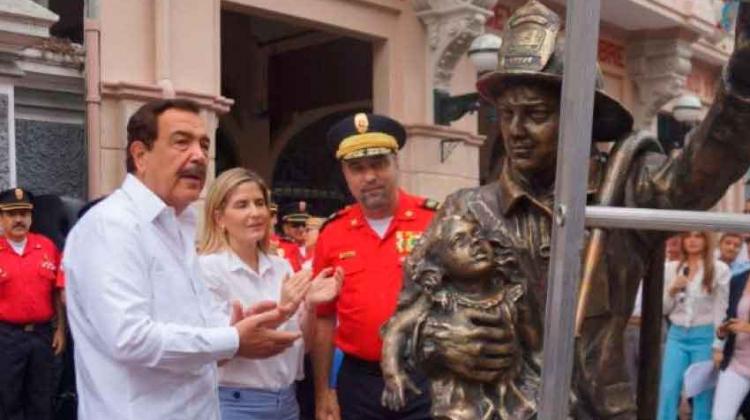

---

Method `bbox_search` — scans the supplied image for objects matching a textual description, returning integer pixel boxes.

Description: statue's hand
[382,372,421,411]
[420,308,519,383]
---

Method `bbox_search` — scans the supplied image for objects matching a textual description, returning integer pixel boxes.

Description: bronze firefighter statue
[381,0,750,418]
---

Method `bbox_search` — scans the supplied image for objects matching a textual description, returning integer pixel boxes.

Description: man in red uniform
[277,201,310,271]
[0,188,66,420]
[313,113,438,420]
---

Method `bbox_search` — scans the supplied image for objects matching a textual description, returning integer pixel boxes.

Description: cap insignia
[14,189,23,201]
[354,113,369,134]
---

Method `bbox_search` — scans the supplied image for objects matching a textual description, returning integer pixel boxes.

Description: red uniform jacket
[314,190,437,361]
[0,233,63,324]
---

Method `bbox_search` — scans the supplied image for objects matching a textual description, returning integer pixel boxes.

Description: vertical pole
[538,1,601,419]
[637,246,665,418]
[84,19,101,199]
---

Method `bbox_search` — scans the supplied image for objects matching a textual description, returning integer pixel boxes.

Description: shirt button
[233,391,240,399]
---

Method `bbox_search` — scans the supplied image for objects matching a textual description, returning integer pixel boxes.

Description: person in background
[0,187,66,420]
[666,234,683,262]
[718,232,745,274]
[197,167,342,420]
[277,201,309,272]
[713,231,750,420]
[301,217,324,271]
[658,231,730,420]
[313,113,437,420]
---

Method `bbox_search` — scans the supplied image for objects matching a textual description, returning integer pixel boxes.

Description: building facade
[0,0,742,213]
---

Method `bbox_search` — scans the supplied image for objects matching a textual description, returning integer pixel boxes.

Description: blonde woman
[198,168,343,420]
[658,231,730,420]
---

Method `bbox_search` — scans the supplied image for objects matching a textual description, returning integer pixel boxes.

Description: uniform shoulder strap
[420,198,441,212]
[320,205,351,232]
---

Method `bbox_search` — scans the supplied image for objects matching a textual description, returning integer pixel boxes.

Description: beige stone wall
[89,0,743,210]
[92,0,226,197]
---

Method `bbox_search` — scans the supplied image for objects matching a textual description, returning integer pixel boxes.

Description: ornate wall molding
[626,37,693,129]
[0,0,57,52]
[101,81,234,114]
[411,0,497,91]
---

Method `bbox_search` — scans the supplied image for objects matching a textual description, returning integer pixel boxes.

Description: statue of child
[381,213,540,420]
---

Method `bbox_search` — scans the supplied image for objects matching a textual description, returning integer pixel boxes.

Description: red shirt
[276,236,303,272]
[314,191,436,361]
[0,233,63,324]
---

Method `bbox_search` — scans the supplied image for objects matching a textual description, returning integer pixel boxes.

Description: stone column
[405,0,496,198]
[626,35,694,131]
[412,0,497,92]
[93,0,231,197]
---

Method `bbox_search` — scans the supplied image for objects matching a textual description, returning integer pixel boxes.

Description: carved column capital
[626,37,694,130]
[412,0,498,91]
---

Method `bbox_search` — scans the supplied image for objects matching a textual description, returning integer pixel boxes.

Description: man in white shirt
[63,99,300,420]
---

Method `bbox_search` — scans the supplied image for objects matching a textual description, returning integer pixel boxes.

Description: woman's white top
[198,250,304,389]
[663,259,730,348]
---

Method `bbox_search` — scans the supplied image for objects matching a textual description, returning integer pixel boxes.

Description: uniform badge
[354,113,369,134]
[396,231,421,254]
[338,250,356,260]
[14,188,23,200]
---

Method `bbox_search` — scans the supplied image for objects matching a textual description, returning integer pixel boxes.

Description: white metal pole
[586,206,750,232]
[538,1,601,418]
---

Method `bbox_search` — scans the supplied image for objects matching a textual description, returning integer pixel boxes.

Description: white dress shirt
[63,174,239,420]
[198,250,305,389]
[663,259,730,348]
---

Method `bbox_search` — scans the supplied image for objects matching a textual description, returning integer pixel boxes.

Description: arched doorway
[271,107,369,217]
[218,9,373,217]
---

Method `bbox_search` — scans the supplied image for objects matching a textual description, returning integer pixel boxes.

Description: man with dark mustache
[63,99,302,420]
[312,113,438,420]
[408,0,750,418]
[0,187,66,420]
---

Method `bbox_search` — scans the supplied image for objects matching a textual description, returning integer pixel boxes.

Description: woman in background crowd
[197,168,343,420]
[713,239,750,419]
[658,231,730,420]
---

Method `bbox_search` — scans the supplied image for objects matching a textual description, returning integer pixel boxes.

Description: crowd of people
[2,102,750,420]
[0,99,442,420]
[635,227,750,420]
[0,69,749,420]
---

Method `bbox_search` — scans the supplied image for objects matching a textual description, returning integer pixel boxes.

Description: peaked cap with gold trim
[279,201,311,224]
[0,188,34,211]
[327,113,407,161]
[477,0,633,141]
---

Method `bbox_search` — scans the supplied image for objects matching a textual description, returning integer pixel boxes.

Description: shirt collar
[225,249,274,277]
[348,189,413,229]
[122,174,168,222]
[496,156,604,217]
[121,174,198,224]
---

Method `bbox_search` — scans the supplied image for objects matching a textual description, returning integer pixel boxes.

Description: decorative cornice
[0,0,57,52]
[101,81,234,114]
[412,0,498,91]
[626,37,693,129]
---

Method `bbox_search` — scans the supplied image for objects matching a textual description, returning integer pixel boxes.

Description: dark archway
[271,108,370,217]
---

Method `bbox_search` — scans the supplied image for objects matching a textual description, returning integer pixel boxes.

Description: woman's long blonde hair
[677,231,716,294]
[197,168,272,255]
